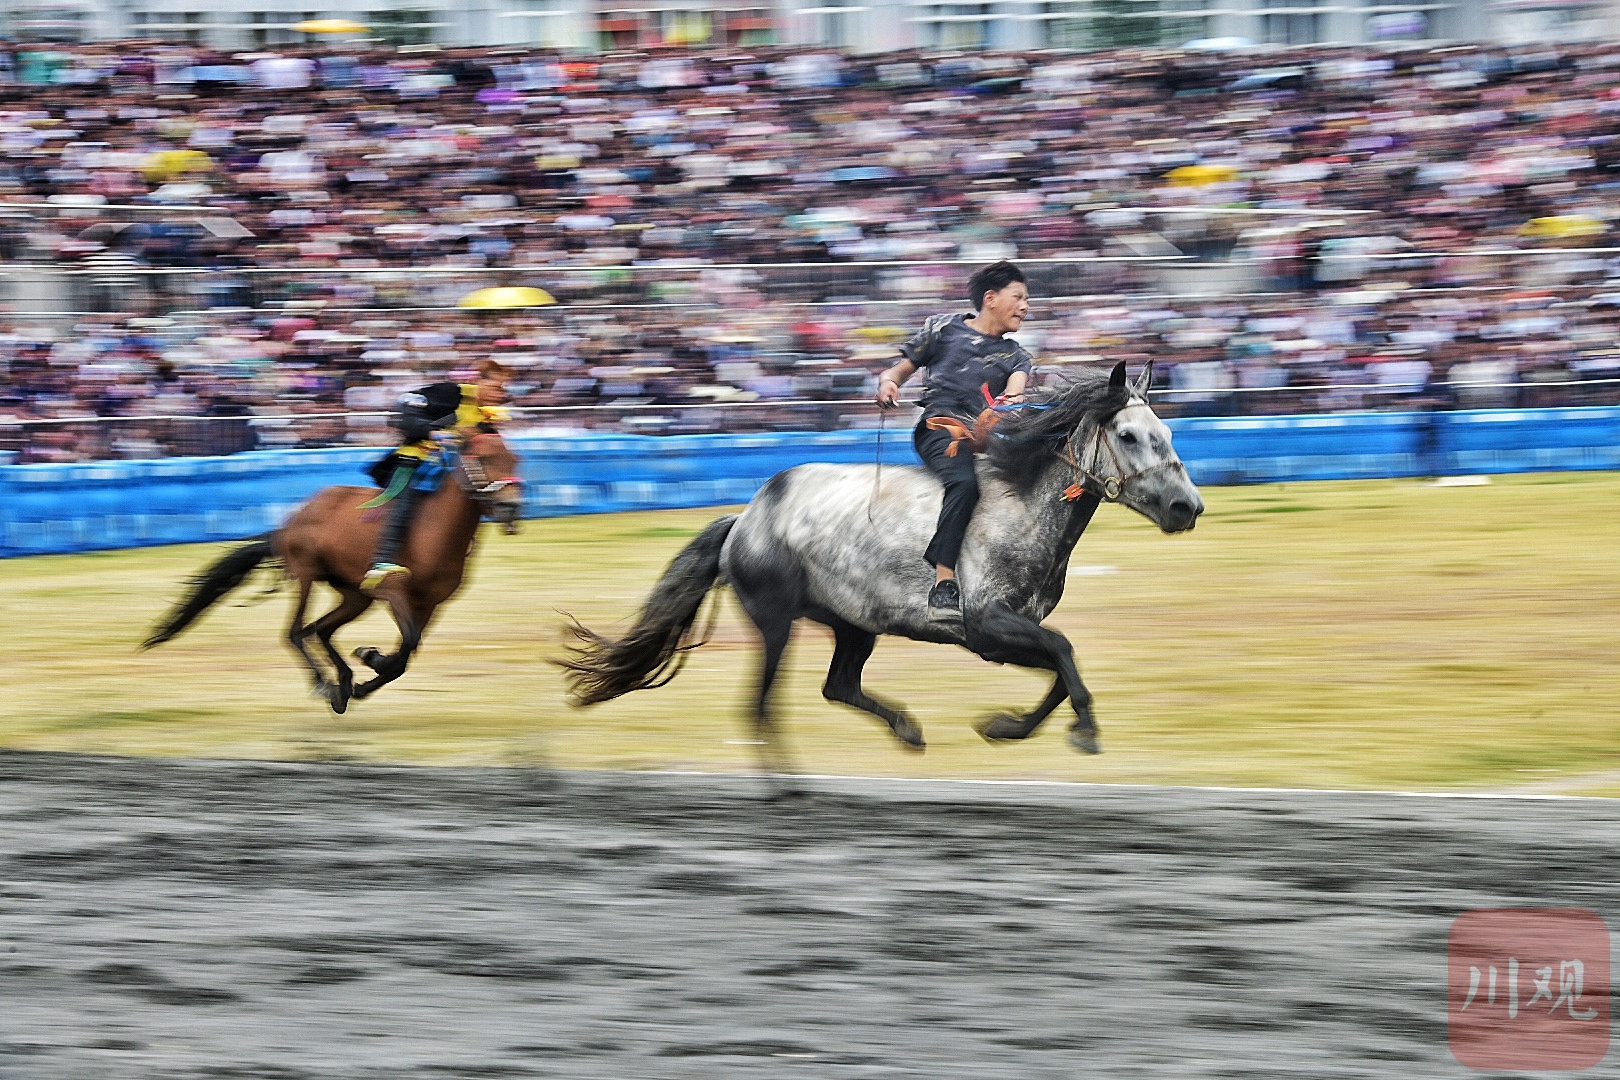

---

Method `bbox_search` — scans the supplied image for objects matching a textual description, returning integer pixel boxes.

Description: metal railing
[8,255,1201,315]
[6,377,1619,464]
[6,242,1616,317]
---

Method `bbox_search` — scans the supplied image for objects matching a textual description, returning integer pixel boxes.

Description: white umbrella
[151,182,212,202]
[1183,37,1254,51]
[556,213,614,231]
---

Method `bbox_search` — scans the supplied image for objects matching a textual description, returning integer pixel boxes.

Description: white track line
[639,769,1617,802]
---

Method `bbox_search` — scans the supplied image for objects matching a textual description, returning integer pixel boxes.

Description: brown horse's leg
[286,576,340,707]
[305,588,371,714]
[350,590,426,700]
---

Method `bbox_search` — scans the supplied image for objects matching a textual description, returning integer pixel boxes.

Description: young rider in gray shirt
[876,260,1033,621]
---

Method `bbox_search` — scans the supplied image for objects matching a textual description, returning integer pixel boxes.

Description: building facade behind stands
[5,0,1618,53]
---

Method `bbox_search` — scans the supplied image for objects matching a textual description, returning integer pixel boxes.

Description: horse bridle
[1060,400,1184,504]
[439,433,524,518]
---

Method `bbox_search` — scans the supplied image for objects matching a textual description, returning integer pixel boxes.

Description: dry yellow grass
[4,471,1619,794]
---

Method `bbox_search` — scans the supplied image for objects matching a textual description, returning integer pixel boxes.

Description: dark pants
[914,420,979,571]
[367,457,420,568]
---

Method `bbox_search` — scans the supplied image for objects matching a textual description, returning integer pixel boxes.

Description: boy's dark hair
[967,260,1026,311]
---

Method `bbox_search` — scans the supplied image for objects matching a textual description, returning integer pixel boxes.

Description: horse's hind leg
[729,581,798,785]
[821,620,924,751]
[729,548,807,788]
[749,613,797,781]
[977,676,1068,744]
[306,588,371,714]
[965,605,1098,754]
[285,577,344,712]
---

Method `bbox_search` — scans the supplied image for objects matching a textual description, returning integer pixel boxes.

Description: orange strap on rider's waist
[925,407,1002,457]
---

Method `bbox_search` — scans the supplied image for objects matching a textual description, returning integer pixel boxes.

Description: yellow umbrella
[291,18,369,33]
[1519,215,1606,239]
[141,148,212,183]
[1164,163,1240,187]
[852,326,907,344]
[458,286,556,310]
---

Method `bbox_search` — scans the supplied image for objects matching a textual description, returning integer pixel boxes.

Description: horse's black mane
[984,366,1135,490]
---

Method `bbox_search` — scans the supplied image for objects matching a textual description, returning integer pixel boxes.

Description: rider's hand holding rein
[876,357,916,410]
[876,362,1029,410]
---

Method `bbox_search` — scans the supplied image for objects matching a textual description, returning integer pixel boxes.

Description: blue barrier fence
[4,407,1618,558]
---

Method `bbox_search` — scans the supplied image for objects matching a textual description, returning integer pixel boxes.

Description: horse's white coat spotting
[564,363,1205,764]
[720,366,1203,646]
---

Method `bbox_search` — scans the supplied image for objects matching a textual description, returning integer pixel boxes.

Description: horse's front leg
[964,604,1098,754]
[351,592,428,700]
[976,675,1069,744]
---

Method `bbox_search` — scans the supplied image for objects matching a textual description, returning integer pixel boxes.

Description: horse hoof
[891,718,926,751]
[313,685,348,715]
[1067,727,1101,755]
[976,712,1029,742]
[353,646,380,666]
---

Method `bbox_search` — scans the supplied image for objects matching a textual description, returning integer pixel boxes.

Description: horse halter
[439,433,523,519]
[1061,400,1183,504]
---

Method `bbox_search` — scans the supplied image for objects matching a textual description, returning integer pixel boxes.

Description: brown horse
[144,431,523,713]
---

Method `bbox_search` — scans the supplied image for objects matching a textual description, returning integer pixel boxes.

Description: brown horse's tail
[142,535,280,650]
[557,514,736,705]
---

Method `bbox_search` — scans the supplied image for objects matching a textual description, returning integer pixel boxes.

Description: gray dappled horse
[561,362,1203,769]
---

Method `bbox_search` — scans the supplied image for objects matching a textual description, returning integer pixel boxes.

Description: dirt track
[3,752,1616,1078]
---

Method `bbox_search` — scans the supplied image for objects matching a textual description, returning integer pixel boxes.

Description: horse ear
[1109,360,1127,390]
[1133,360,1154,396]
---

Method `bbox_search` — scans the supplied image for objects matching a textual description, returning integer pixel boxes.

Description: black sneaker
[927,579,962,621]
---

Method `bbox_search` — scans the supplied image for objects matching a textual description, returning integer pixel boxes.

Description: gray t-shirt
[900,312,1035,421]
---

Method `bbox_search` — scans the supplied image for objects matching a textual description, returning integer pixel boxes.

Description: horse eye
[1118,430,1137,444]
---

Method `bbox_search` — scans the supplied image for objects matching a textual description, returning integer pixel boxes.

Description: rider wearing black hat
[360,359,509,594]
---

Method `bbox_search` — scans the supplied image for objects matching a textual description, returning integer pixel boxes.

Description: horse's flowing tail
[559,514,737,705]
[142,536,279,650]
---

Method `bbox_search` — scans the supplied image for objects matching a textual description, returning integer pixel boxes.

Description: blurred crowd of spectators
[3,38,1620,459]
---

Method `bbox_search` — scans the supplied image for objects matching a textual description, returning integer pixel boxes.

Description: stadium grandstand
[3,30,1620,461]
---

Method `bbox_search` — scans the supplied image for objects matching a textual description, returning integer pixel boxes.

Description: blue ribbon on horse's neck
[408,432,460,492]
[410,456,448,492]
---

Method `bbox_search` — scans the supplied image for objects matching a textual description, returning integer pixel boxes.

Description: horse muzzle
[1159,493,1204,534]
[480,478,524,534]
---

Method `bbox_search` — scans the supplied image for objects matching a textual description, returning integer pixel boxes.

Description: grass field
[5,471,1619,794]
